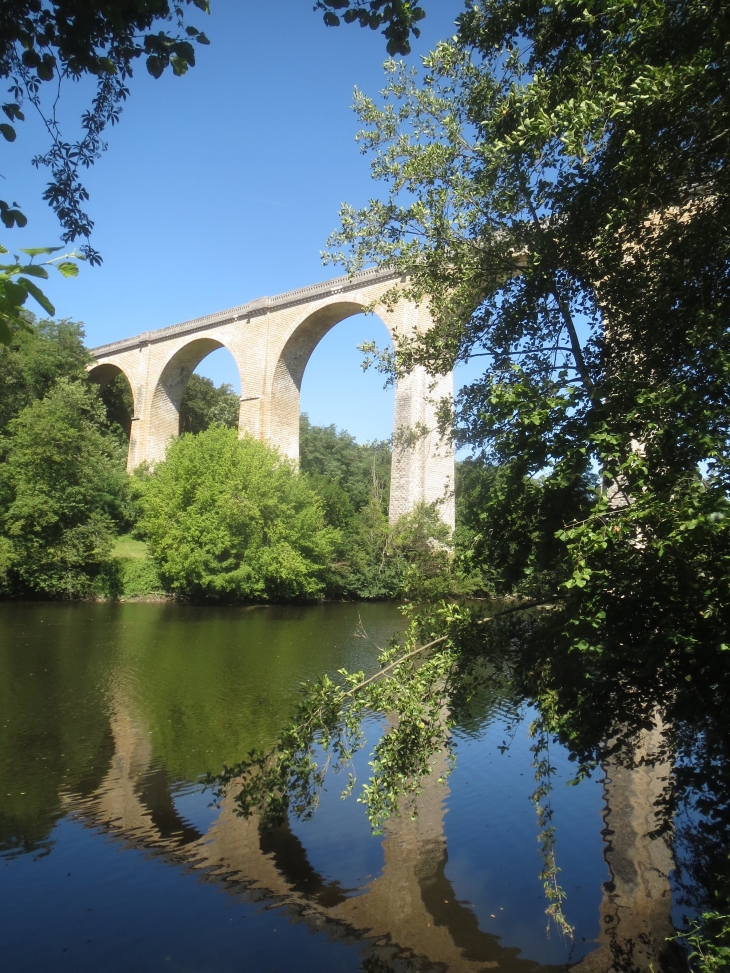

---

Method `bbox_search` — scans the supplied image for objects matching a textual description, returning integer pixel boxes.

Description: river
[0,602,685,972]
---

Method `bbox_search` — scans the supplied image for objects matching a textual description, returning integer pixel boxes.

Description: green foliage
[300,413,391,512]
[681,912,730,973]
[454,456,595,595]
[214,0,730,949]
[300,414,464,600]
[316,1,427,55]
[0,315,91,432]
[209,601,508,831]
[0,379,130,596]
[179,373,239,434]
[98,372,134,442]
[0,245,84,344]
[136,428,338,602]
[118,557,164,599]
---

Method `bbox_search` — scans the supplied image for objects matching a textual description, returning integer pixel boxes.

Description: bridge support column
[390,365,454,527]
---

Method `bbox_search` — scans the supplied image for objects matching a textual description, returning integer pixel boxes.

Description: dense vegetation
[208,0,730,966]
[0,315,463,602]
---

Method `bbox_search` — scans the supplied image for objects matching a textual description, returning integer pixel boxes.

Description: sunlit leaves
[0,248,84,344]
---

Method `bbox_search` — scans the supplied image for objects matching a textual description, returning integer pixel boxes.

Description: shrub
[137,428,338,602]
[0,379,130,597]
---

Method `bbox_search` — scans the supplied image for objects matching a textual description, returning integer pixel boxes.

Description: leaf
[19,278,55,316]
[0,316,12,345]
[56,261,79,278]
[0,124,16,142]
[146,55,164,79]
[18,264,49,279]
[18,246,62,256]
[0,203,27,229]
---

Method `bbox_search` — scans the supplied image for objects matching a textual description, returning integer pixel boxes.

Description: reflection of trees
[7,601,725,970]
[69,682,556,973]
[0,606,115,856]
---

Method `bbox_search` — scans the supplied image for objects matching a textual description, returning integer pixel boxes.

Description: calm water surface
[0,602,672,972]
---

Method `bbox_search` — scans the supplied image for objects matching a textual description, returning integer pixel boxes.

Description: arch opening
[179,345,241,435]
[88,363,135,441]
[148,337,243,464]
[270,301,393,462]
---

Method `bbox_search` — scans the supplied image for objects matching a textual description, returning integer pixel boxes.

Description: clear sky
[7,0,470,444]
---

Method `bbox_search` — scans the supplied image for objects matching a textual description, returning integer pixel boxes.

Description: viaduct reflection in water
[60,684,681,973]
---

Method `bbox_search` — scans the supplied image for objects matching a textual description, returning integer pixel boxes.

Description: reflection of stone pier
[575,726,684,973]
[66,691,541,973]
[64,690,684,973]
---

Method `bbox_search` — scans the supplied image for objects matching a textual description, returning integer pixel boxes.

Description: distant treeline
[0,318,499,602]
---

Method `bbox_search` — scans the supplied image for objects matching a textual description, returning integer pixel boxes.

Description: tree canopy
[0,377,129,596]
[136,428,339,602]
[215,0,730,960]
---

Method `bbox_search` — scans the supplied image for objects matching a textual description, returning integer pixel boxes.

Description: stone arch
[89,268,455,525]
[88,361,136,405]
[267,299,454,526]
[269,301,382,461]
[88,362,137,440]
[146,337,243,464]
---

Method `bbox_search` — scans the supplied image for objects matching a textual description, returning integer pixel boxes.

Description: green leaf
[56,261,79,278]
[2,279,28,305]
[18,264,49,279]
[18,246,63,257]
[19,278,55,316]
[0,124,16,142]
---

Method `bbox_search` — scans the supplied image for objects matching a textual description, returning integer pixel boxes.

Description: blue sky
[7,0,471,443]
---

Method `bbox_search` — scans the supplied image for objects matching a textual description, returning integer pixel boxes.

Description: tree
[0,378,130,596]
[0,1,211,261]
[299,412,391,512]
[214,0,730,953]
[0,2,430,342]
[0,313,90,432]
[179,373,239,434]
[319,0,730,715]
[136,427,338,601]
[317,1,427,55]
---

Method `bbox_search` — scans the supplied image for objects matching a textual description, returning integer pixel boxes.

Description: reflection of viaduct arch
[62,686,682,972]
[66,690,541,973]
[89,268,455,526]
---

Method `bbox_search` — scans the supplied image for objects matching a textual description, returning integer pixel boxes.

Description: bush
[0,379,130,597]
[119,557,164,598]
[136,428,338,601]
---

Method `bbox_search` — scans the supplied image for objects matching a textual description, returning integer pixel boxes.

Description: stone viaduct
[89,267,455,527]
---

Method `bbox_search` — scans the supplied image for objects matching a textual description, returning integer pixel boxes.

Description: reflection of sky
[0,601,618,971]
[447,707,608,965]
[0,815,364,973]
[288,716,386,895]
[171,782,221,837]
